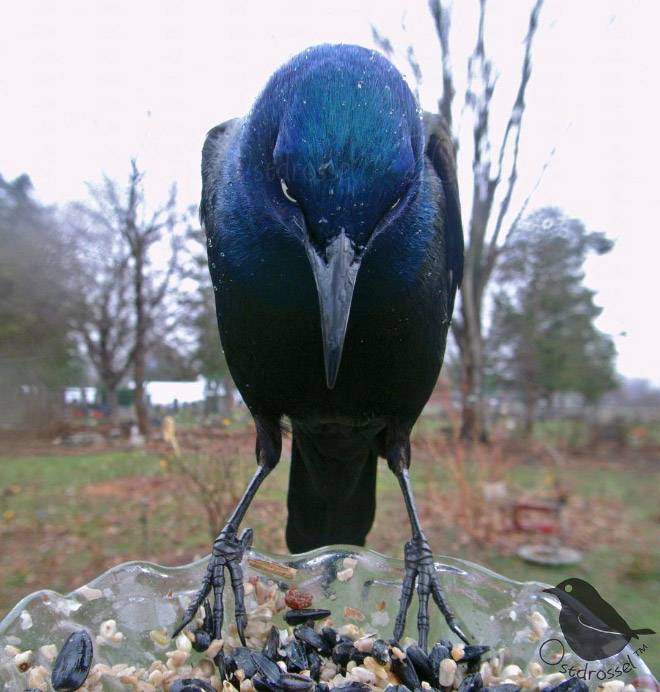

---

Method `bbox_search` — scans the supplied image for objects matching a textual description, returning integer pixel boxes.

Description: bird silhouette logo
[543,578,655,661]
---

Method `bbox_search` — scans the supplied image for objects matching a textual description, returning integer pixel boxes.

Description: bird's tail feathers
[286,431,378,553]
[631,629,656,638]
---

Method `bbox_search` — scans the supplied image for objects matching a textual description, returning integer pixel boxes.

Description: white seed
[150,629,171,647]
[166,649,190,668]
[479,661,493,686]
[100,619,118,638]
[347,660,357,673]
[277,661,288,673]
[439,658,457,687]
[148,669,164,686]
[320,663,337,681]
[529,661,543,677]
[196,658,215,678]
[537,672,566,690]
[241,680,254,692]
[175,632,192,653]
[501,665,523,679]
[351,666,377,684]
[600,682,626,692]
[4,644,20,657]
[529,611,549,640]
[224,680,235,692]
[392,646,406,660]
[451,644,466,661]
[19,610,33,630]
[204,638,224,659]
[78,585,104,600]
[27,664,47,686]
[39,644,57,661]
[623,685,636,692]
[255,581,269,604]
[363,656,387,679]
[14,650,35,672]
[422,683,432,690]
[338,624,360,639]
[26,677,46,692]
[245,620,270,637]
[343,557,358,570]
[337,567,354,581]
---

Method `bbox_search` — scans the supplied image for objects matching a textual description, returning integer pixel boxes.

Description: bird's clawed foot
[393,536,470,651]
[172,525,254,644]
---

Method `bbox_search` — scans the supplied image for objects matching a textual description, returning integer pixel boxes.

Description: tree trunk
[134,244,149,436]
[523,394,537,437]
[106,384,119,424]
[455,243,487,443]
[459,336,485,442]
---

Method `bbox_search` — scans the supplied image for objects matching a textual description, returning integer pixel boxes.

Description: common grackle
[544,578,655,661]
[174,44,466,651]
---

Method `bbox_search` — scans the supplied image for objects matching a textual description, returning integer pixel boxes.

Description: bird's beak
[304,230,362,389]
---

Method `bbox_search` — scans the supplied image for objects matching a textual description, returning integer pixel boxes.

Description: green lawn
[0,440,657,674]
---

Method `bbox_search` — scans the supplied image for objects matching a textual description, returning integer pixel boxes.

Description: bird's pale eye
[564,584,572,592]
[390,197,401,211]
[280,179,298,204]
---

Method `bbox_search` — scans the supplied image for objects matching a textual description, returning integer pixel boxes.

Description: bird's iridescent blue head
[243,45,425,388]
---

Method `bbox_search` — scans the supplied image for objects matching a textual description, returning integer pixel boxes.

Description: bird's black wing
[200,118,240,234]
[423,112,464,318]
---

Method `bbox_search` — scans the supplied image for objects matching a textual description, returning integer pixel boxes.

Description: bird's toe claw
[173,524,252,645]
[394,537,471,651]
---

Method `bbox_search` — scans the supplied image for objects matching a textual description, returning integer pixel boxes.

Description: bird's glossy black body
[202,46,462,549]
[176,44,467,649]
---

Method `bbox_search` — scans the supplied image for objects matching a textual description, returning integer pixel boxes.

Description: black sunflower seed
[406,645,433,683]
[546,679,589,692]
[390,652,421,692]
[279,672,316,692]
[371,639,390,666]
[486,685,522,692]
[189,626,212,653]
[321,627,339,649]
[251,650,282,685]
[262,625,282,661]
[284,609,332,626]
[285,639,309,672]
[294,625,332,656]
[458,672,483,692]
[459,646,491,663]
[51,630,93,692]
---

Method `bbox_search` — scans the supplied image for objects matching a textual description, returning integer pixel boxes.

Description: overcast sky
[1,0,658,383]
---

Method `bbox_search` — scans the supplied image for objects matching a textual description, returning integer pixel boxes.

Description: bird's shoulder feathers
[423,112,464,316]
[200,118,241,233]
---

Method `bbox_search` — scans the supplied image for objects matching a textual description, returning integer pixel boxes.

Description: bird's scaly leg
[173,417,281,644]
[388,442,470,651]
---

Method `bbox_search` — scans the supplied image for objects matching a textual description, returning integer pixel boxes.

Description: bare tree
[374,0,546,440]
[75,160,180,435]
[67,215,135,421]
